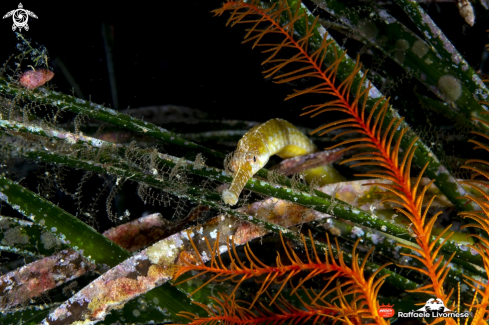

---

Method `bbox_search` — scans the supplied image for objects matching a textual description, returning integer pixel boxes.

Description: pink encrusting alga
[103,213,169,252]
[19,69,54,90]
[0,249,95,309]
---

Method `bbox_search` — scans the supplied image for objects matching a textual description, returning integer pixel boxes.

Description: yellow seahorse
[222,118,345,205]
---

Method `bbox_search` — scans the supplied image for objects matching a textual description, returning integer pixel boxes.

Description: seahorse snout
[222,163,252,205]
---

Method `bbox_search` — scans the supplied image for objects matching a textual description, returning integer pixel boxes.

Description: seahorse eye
[253,156,256,162]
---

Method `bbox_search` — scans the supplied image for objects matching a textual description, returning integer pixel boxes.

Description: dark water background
[0,1,296,121]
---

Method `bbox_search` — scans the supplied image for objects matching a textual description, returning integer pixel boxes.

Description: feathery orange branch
[173,231,348,307]
[173,230,391,324]
[176,292,340,325]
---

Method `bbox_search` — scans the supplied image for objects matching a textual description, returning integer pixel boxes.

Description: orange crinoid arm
[172,231,391,324]
[214,0,455,321]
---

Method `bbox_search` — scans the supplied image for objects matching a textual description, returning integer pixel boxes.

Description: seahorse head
[229,143,266,173]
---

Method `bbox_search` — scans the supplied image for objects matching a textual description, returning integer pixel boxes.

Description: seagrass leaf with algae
[0,249,96,310]
[0,76,225,163]
[2,293,189,325]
